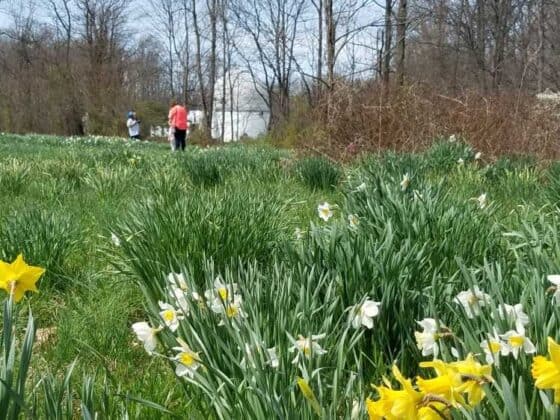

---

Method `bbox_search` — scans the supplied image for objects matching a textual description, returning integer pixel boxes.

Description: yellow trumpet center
[179,352,196,366]
[162,310,175,322]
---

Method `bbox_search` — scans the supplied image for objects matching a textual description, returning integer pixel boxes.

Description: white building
[211,70,270,142]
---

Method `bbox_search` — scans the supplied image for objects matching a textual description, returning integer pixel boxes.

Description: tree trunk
[191,0,208,132]
[220,0,228,142]
[537,0,545,92]
[395,0,407,86]
[324,0,335,91]
[316,0,323,100]
[207,0,218,135]
[383,0,392,85]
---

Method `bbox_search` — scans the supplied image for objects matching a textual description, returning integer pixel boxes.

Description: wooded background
[1,0,559,153]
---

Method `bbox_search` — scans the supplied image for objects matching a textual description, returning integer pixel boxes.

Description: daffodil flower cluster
[366,355,493,420]
[451,286,536,365]
[132,272,278,379]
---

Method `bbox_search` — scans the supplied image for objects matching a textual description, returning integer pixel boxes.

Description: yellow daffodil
[417,360,465,406]
[449,354,492,406]
[367,365,425,419]
[532,337,560,403]
[417,400,451,420]
[0,254,45,302]
[418,355,492,408]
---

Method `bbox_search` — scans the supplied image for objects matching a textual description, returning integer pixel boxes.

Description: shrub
[293,156,341,191]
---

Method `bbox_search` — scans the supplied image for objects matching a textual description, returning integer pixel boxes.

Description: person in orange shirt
[168,99,189,151]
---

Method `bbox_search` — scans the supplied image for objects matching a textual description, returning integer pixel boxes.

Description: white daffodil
[480,331,505,365]
[167,272,188,291]
[448,134,457,143]
[348,214,360,229]
[131,321,161,354]
[168,287,189,313]
[547,275,560,304]
[267,346,279,369]
[414,318,439,357]
[211,293,247,325]
[400,173,410,191]
[295,228,303,240]
[475,193,488,209]
[493,303,529,331]
[355,182,367,192]
[204,276,238,302]
[158,301,184,332]
[500,328,536,359]
[349,300,380,329]
[454,286,491,318]
[474,152,482,160]
[457,158,465,166]
[240,344,279,370]
[351,400,362,419]
[173,341,201,378]
[289,334,327,364]
[111,232,121,247]
[317,202,333,221]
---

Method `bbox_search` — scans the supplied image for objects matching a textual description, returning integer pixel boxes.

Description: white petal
[523,338,536,354]
[417,318,437,332]
[362,316,374,329]
[175,364,190,377]
[144,336,157,353]
[132,322,153,341]
[311,333,326,340]
[362,301,380,317]
[548,275,560,286]
[450,347,460,359]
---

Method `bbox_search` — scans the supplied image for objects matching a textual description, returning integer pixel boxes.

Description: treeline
[0,0,559,142]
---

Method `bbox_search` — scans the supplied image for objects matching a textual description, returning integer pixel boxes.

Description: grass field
[1,133,560,419]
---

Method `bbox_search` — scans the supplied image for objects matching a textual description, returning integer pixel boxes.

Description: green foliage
[483,155,537,182]
[0,158,30,196]
[423,139,475,171]
[182,153,223,187]
[294,156,342,191]
[4,133,560,418]
[113,181,291,288]
[0,300,34,419]
[0,209,78,291]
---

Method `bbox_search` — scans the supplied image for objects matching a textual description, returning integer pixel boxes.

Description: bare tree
[230,0,306,129]
[395,0,407,85]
